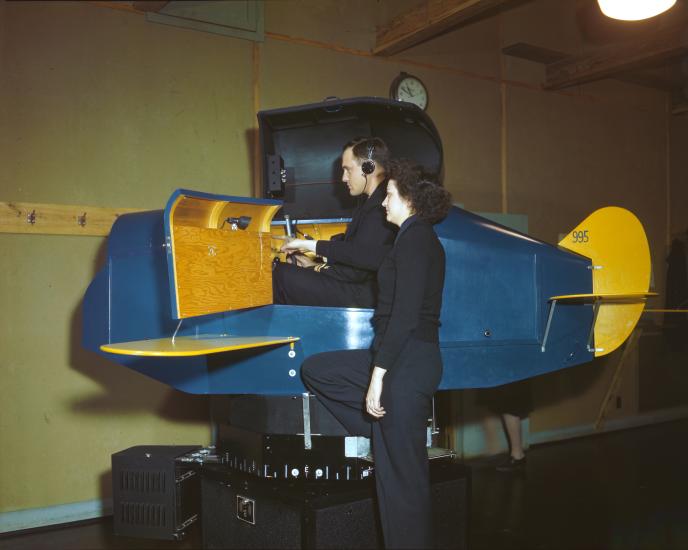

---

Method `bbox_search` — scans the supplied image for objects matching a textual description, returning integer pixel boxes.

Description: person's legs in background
[486,379,531,472]
[496,411,527,472]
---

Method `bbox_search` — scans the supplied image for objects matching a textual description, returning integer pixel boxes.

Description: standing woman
[302,163,452,549]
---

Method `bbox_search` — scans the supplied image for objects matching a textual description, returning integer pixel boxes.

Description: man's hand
[274,237,320,268]
[278,237,317,255]
[366,366,387,418]
[290,253,319,268]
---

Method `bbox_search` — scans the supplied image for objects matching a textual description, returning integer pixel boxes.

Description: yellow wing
[101,335,299,357]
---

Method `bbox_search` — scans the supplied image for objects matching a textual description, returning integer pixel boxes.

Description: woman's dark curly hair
[387,158,452,224]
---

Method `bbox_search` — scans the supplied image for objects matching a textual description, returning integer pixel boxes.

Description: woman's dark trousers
[301,341,442,549]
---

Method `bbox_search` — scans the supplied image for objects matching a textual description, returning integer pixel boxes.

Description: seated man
[273,137,398,308]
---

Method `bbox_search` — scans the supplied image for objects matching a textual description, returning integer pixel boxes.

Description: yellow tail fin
[558,207,653,356]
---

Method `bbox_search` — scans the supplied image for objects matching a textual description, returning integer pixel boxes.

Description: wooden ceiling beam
[672,101,688,116]
[374,0,527,56]
[503,42,681,92]
[132,1,169,13]
[544,23,688,90]
[501,42,566,64]
[614,72,679,93]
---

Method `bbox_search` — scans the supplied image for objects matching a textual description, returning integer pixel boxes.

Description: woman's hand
[366,366,387,418]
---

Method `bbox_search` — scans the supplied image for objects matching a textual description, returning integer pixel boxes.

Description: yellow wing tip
[549,292,657,302]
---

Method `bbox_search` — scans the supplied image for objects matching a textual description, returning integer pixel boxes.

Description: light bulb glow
[597,0,677,20]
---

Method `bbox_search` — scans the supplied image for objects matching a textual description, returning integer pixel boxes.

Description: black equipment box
[212,394,348,436]
[201,459,469,549]
[217,424,373,482]
[111,445,203,540]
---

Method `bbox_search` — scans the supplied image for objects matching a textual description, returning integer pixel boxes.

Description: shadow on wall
[437,356,611,457]
[67,239,209,423]
[458,354,610,425]
[246,127,258,197]
[100,470,113,506]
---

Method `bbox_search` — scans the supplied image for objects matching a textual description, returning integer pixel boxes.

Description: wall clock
[389,72,428,110]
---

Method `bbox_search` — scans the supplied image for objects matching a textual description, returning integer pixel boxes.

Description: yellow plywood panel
[172,225,274,318]
[167,193,283,318]
[558,207,652,357]
[101,335,299,357]
[172,196,280,233]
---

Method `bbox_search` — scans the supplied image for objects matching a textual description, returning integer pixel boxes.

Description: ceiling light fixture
[597,0,677,21]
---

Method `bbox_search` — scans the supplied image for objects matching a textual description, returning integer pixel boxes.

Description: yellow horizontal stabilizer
[100,335,299,357]
[550,292,657,302]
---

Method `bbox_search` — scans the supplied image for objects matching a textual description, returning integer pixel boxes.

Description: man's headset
[361,143,376,175]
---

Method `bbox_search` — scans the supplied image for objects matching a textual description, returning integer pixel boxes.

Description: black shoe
[496,455,526,472]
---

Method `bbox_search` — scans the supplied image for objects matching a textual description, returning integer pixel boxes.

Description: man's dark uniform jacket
[272,182,396,308]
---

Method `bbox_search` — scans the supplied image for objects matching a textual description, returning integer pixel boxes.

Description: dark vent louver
[119,501,167,527]
[120,470,166,493]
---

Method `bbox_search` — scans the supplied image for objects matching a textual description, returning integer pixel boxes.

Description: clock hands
[391,73,427,109]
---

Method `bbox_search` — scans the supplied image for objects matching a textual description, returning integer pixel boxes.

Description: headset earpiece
[361,159,375,175]
[361,160,375,175]
[361,143,376,175]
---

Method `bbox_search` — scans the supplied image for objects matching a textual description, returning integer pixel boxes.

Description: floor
[470,418,688,550]
[2,418,687,550]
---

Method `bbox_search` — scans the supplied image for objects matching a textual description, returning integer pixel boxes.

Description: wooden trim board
[0,201,144,237]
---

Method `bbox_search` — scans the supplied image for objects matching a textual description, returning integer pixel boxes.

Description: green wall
[1,0,686,524]
[0,0,253,516]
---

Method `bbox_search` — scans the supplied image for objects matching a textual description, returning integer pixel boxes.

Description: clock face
[392,75,428,110]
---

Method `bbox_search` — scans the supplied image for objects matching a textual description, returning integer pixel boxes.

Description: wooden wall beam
[374,0,526,56]
[0,201,144,237]
[544,23,688,90]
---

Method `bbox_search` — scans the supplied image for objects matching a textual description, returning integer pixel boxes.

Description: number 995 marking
[572,230,589,243]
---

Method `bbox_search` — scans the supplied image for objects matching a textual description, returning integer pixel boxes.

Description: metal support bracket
[586,299,603,353]
[302,392,312,450]
[345,436,371,458]
[541,299,557,352]
[542,297,603,354]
